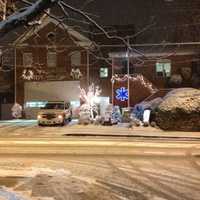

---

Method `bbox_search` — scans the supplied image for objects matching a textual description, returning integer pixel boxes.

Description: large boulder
[155,88,200,131]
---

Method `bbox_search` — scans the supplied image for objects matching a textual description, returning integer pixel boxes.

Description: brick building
[1,17,200,111]
[14,17,91,106]
[0,1,200,116]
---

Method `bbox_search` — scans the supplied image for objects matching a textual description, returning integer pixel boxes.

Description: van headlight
[58,115,63,119]
[37,115,42,119]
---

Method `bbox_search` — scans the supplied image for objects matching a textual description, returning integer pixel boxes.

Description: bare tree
[1,0,198,64]
[0,0,58,37]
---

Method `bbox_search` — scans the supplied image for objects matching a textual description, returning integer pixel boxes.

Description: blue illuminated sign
[115,87,128,101]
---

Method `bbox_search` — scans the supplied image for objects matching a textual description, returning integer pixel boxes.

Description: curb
[64,133,200,141]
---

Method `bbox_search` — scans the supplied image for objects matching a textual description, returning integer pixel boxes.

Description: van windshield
[43,103,64,110]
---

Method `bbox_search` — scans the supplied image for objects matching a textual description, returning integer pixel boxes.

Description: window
[70,100,80,108]
[100,67,108,78]
[71,51,81,66]
[23,53,33,67]
[25,101,47,108]
[47,52,56,68]
[46,32,56,42]
[43,102,64,110]
[1,49,14,66]
[156,60,171,77]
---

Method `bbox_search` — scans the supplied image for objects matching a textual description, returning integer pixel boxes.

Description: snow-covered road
[0,120,199,199]
[0,154,199,200]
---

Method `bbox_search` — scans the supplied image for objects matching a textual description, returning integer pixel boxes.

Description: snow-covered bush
[11,103,22,119]
[79,104,91,125]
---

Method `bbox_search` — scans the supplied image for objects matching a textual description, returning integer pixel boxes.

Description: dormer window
[47,32,56,42]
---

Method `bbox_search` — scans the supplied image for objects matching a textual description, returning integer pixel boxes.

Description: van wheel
[68,117,72,122]
[60,121,65,126]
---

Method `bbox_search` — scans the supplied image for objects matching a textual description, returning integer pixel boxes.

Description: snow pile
[102,105,122,125]
[79,104,91,125]
[26,168,71,177]
[130,97,163,127]
[156,88,200,131]
[0,187,28,200]
[11,103,22,119]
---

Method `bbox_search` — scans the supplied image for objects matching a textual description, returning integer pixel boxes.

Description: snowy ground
[0,119,157,138]
[0,120,199,199]
[0,155,199,200]
[0,119,199,139]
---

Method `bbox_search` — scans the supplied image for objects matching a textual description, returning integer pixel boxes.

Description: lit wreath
[22,69,34,80]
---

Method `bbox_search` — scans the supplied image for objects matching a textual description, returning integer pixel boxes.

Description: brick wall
[15,23,88,105]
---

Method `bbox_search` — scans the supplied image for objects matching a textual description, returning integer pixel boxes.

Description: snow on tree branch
[0,0,155,63]
[58,1,148,61]
[0,0,58,37]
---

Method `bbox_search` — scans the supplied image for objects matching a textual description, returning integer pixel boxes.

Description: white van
[37,101,72,126]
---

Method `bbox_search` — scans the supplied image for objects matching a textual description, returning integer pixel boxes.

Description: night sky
[1,0,200,44]
[61,0,200,43]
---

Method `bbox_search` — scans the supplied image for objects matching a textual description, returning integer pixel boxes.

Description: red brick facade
[15,22,89,105]
[14,21,200,107]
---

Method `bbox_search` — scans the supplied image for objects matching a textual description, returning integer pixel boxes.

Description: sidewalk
[0,119,199,140]
[64,123,200,140]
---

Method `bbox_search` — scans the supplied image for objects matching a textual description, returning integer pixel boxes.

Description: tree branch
[0,0,58,37]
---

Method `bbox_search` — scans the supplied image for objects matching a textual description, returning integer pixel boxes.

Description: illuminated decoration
[25,101,47,108]
[70,68,82,80]
[22,69,34,80]
[21,65,47,81]
[111,74,157,94]
[11,103,22,119]
[79,83,101,120]
[116,87,128,102]
[35,65,47,80]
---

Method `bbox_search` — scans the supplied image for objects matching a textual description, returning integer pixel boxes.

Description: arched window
[71,51,81,67]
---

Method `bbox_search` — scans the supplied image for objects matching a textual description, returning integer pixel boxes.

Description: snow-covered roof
[109,43,200,58]
[0,15,92,48]
[14,16,92,48]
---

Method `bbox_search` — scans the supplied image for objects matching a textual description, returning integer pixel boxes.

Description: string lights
[111,74,157,94]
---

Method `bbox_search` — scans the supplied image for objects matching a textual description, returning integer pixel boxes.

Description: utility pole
[14,47,17,103]
[127,37,130,108]
[112,57,114,105]
[86,50,90,87]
